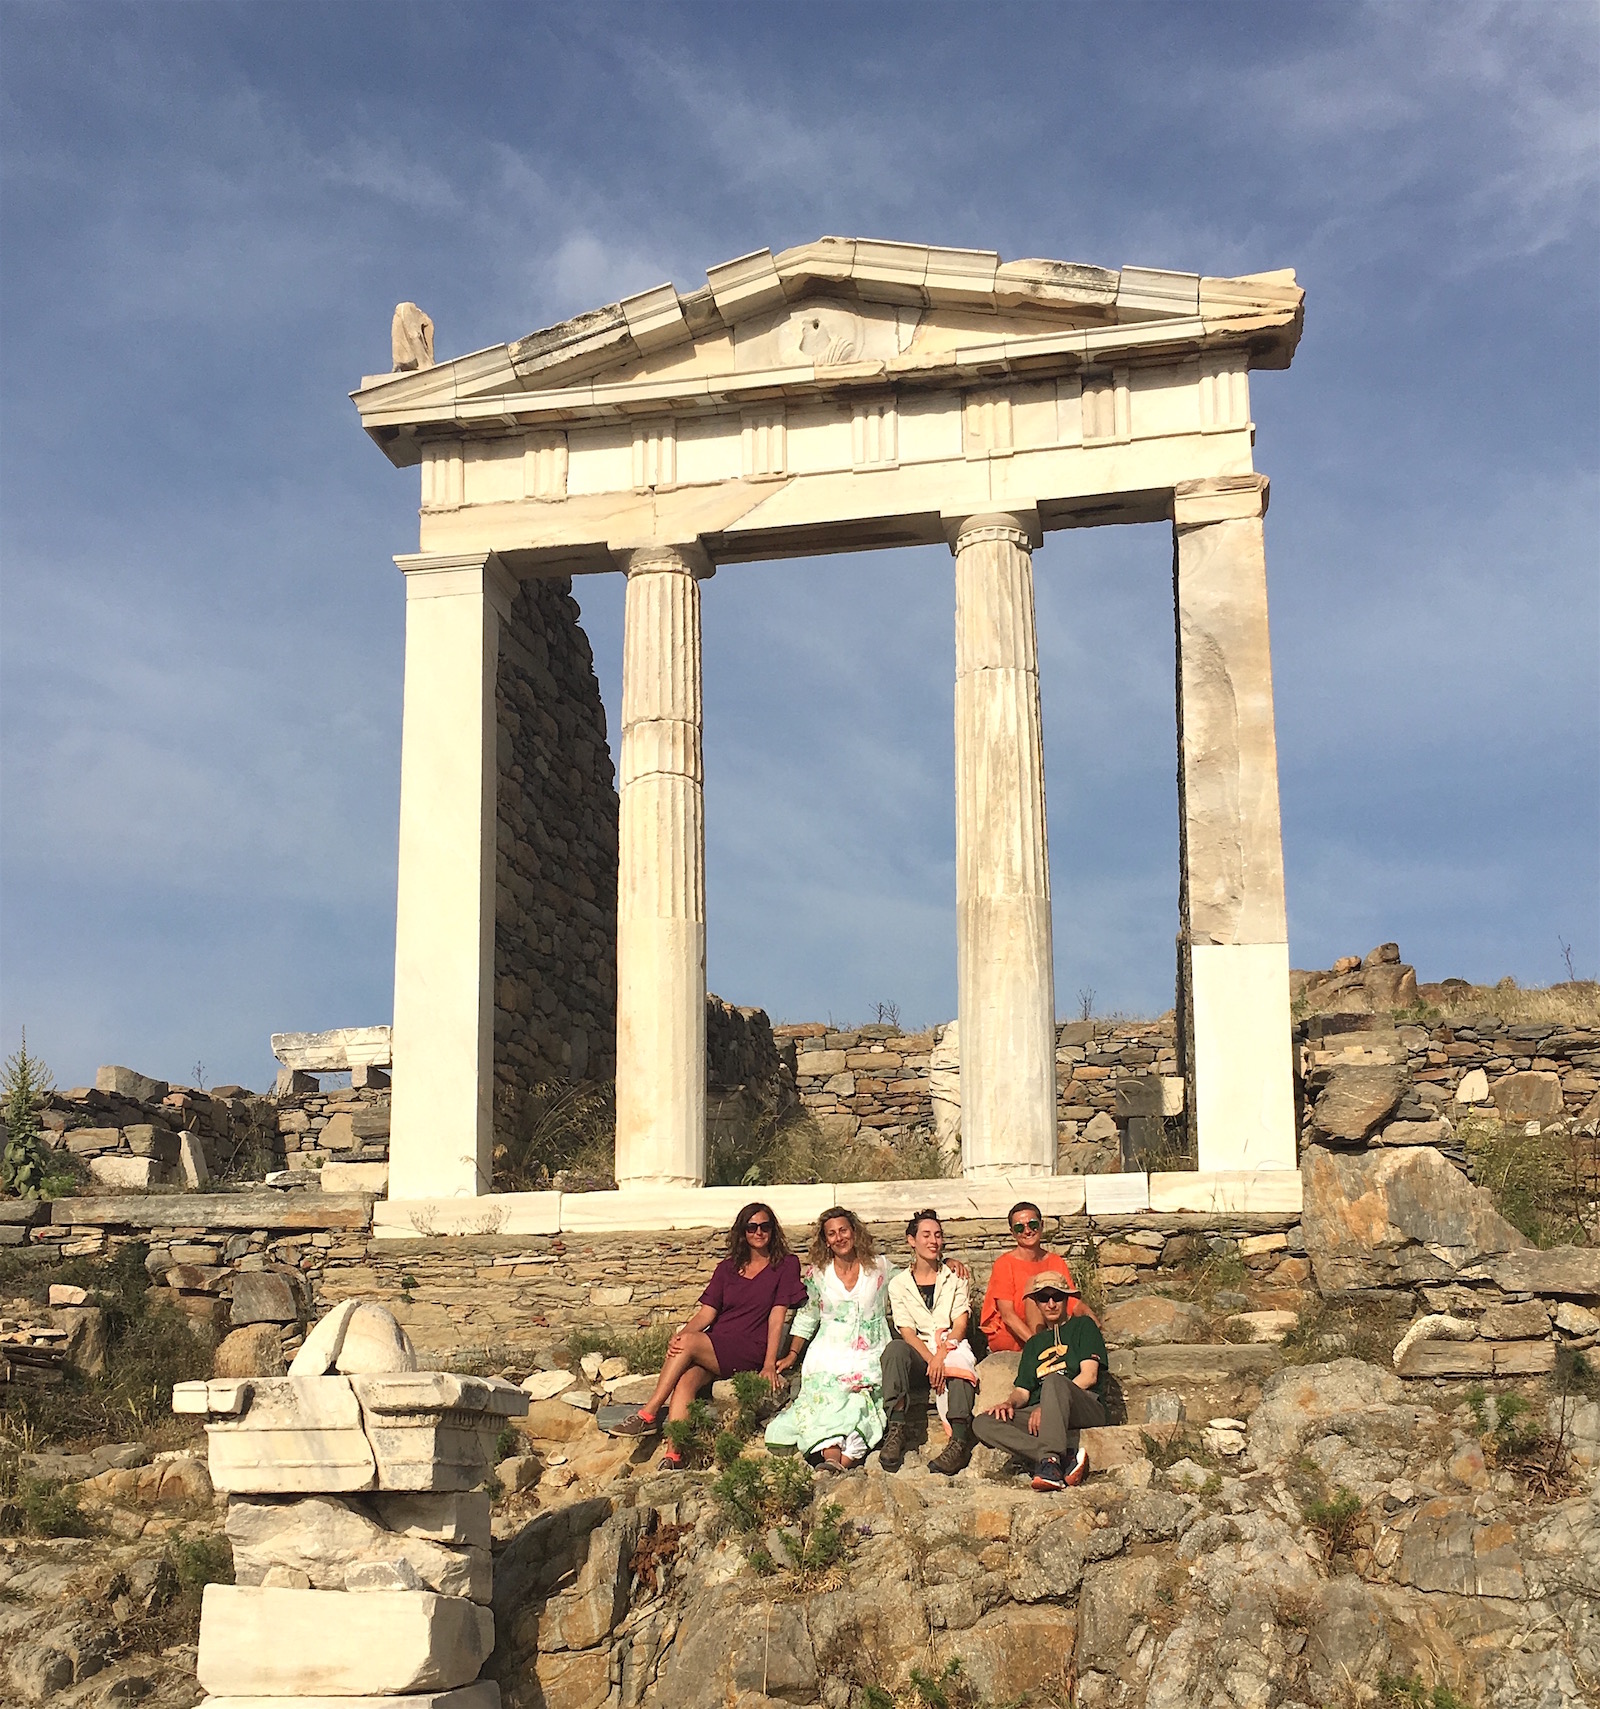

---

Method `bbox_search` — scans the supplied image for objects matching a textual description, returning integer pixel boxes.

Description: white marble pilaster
[1172,474,1296,1172]
[388,552,516,1201]
[951,512,1057,1178]
[614,544,708,1187]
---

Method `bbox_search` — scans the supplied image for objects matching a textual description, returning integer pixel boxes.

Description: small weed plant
[0,1451,91,1537]
[1464,1379,1575,1497]
[859,1658,1030,1709]
[1376,1669,1472,1709]
[661,1398,718,1469]
[122,1532,235,1652]
[1301,1485,1364,1559]
[566,1324,673,1373]
[710,1446,851,1586]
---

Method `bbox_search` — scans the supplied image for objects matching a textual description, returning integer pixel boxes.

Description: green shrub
[1,1031,58,1201]
[661,1399,717,1469]
[1302,1486,1364,1557]
[0,1452,91,1538]
[1377,1669,1471,1709]
[1461,1112,1596,1246]
[566,1324,672,1373]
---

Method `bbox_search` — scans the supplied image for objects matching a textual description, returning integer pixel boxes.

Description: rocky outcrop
[1302,1143,1531,1293]
[1292,942,1419,1016]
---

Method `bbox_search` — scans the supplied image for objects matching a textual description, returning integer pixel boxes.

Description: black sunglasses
[1033,1290,1071,1302]
[1011,1217,1043,1233]
[745,1219,774,1233]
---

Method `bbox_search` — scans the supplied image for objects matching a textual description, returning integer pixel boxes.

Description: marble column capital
[945,510,1043,554]
[616,540,715,580]
[1173,473,1269,531]
[393,551,517,619]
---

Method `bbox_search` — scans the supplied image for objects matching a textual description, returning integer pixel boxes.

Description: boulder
[653,1587,816,1708]
[89,1154,164,1189]
[1102,1297,1208,1346]
[96,1065,169,1102]
[1478,1300,1551,1340]
[1245,1359,1416,1468]
[1301,1144,1530,1293]
[535,1506,647,1651]
[1464,1247,1600,1298]
[1310,1066,1406,1142]
[196,1584,493,1696]
[1224,1310,1299,1343]
[227,1493,490,1601]
[213,1323,288,1378]
[1455,1068,1490,1104]
[230,1272,300,1326]
[50,1305,107,1378]
[1491,1071,1564,1123]
[290,1300,417,1376]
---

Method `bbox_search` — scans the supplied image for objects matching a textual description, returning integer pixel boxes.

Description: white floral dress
[764,1256,891,1459]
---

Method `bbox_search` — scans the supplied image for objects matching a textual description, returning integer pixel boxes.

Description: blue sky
[2,2,1596,1092]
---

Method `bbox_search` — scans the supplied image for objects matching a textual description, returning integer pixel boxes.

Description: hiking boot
[1062,1444,1090,1486]
[928,1430,973,1476]
[1031,1453,1066,1491]
[878,1418,908,1473]
[609,1407,661,1437]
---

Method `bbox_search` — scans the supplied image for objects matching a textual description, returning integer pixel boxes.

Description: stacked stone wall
[493,577,619,1118]
[779,1016,1184,1173]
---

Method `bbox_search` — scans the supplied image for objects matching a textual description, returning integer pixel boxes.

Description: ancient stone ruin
[351,238,1306,1211]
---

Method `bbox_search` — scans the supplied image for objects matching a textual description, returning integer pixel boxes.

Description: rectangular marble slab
[201,1690,498,1709]
[374,1192,562,1239]
[197,1585,493,1697]
[555,1182,837,1233]
[206,1376,377,1494]
[1084,1173,1150,1216]
[1147,1170,1303,1215]
[371,1490,492,1549]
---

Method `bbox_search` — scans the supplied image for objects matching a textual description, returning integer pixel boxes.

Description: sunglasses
[1010,1218,1043,1233]
[745,1220,774,1234]
[1033,1291,1071,1303]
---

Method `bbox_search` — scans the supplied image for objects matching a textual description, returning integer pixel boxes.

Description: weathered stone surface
[1398,1499,1524,1599]
[231,1272,300,1326]
[937,1605,1078,1702]
[1302,1144,1530,1292]
[179,1130,211,1187]
[1391,1313,1476,1371]
[536,1507,646,1652]
[1465,1246,1600,1298]
[354,1372,526,1491]
[1077,1555,1159,1673]
[291,1300,417,1377]
[321,1160,389,1193]
[227,1494,491,1601]
[1455,1067,1490,1104]
[213,1324,288,1379]
[654,1586,816,1707]
[88,1154,163,1189]
[197,1584,493,1695]
[123,1123,181,1161]
[50,1305,107,1378]
[1479,1300,1551,1340]
[1397,1339,1555,1378]
[1554,1301,1600,1336]
[1491,1070,1564,1122]
[1006,1506,1093,1603]
[201,1686,499,1708]
[373,1490,491,1548]
[272,1026,393,1072]
[1224,1309,1298,1342]
[1310,1066,1406,1141]
[1372,1118,1449,1148]
[52,1192,371,1231]
[1102,1297,1208,1346]
[205,1375,378,1493]
[1246,1359,1416,1467]
[521,1369,577,1401]
[1117,1343,1278,1381]
[96,1064,169,1101]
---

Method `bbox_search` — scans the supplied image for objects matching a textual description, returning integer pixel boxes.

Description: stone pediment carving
[352,237,1302,468]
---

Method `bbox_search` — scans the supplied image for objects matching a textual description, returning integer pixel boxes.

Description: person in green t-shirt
[972,1270,1107,1488]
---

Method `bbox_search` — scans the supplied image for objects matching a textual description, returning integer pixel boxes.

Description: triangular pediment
[353,238,1302,465]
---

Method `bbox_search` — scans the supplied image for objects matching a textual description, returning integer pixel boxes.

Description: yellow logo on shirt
[1036,1342,1075,1380]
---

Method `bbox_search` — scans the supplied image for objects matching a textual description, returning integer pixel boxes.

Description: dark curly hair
[726,1201,791,1271]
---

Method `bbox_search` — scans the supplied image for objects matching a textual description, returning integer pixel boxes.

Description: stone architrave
[353,1372,528,1491]
[1172,474,1296,1173]
[387,554,517,1202]
[951,513,1057,1177]
[613,545,708,1188]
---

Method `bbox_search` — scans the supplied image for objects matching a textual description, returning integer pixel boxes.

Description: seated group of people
[612,1198,1108,1491]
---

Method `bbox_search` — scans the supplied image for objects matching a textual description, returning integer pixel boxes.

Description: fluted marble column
[952,513,1057,1177]
[1173,474,1296,1172]
[614,544,707,1188]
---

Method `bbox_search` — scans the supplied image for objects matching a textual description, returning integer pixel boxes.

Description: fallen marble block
[202,1375,378,1493]
[227,1493,491,1601]
[372,1489,492,1547]
[291,1299,420,1377]
[353,1372,528,1491]
[197,1584,493,1696]
[199,1687,498,1709]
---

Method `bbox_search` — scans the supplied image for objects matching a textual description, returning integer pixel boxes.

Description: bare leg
[639,1332,721,1418]
[665,1360,716,1423]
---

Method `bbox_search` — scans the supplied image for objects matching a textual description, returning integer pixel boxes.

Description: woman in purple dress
[612,1201,807,1467]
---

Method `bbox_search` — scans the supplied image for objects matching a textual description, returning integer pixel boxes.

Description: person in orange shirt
[979,1201,1082,1353]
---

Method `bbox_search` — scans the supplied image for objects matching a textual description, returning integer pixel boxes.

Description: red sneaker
[1062,1445,1090,1486]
